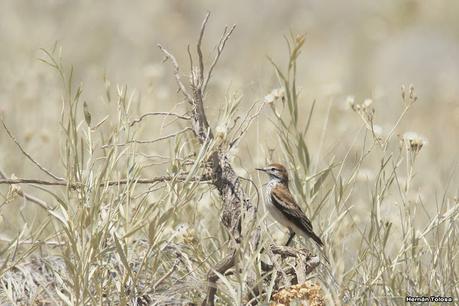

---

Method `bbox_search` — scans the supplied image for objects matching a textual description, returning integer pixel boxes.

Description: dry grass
[0,2,458,305]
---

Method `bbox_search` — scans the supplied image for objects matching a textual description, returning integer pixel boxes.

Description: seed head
[264,87,285,104]
[402,132,428,152]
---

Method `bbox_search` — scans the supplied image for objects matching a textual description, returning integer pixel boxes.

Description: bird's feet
[285,232,296,246]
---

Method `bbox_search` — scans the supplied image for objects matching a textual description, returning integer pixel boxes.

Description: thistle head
[256,163,289,183]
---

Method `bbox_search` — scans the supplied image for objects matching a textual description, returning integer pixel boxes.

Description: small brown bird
[256,163,324,247]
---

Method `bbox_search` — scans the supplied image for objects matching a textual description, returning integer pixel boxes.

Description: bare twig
[1,120,64,181]
[197,12,210,84]
[269,244,313,258]
[0,175,208,188]
[229,101,265,149]
[157,44,193,103]
[187,44,194,86]
[0,178,74,186]
[102,127,193,148]
[202,24,236,92]
[202,250,237,306]
[129,112,190,127]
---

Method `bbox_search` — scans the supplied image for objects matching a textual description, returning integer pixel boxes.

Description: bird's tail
[298,230,328,264]
[310,231,324,248]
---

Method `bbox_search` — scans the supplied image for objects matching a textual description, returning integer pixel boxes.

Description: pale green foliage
[268,35,459,304]
[0,32,458,306]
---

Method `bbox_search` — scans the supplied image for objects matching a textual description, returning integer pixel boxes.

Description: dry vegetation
[1,1,458,305]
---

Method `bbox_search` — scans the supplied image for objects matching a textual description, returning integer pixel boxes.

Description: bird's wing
[271,184,323,246]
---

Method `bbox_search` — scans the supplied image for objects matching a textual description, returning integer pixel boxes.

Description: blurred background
[1,0,458,230]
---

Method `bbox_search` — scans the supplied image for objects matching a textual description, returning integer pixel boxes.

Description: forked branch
[159,13,249,305]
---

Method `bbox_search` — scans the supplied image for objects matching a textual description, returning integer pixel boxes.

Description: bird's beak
[255,167,266,172]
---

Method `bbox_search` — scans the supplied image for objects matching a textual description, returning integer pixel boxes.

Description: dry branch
[129,112,190,127]
[159,13,253,305]
[202,250,237,306]
[202,24,236,93]
[0,176,207,188]
[1,119,64,181]
[102,127,193,147]
[247,246,321,305]
[157,44,193,103]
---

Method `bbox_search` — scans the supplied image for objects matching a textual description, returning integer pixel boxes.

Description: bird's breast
[263,180,291,228]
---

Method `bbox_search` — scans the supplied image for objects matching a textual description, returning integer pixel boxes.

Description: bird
[256,163,324,247]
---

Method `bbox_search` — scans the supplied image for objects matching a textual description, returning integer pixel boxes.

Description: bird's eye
[271,168,275,171]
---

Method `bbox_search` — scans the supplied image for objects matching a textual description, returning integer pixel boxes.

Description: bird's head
[256,163,289,183]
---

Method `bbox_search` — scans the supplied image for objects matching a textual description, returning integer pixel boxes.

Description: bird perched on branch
[256,163,324,247]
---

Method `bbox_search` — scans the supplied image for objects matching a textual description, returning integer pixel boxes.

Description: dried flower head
[264,87,286,104]
[350,98,378,139]
[402,132,428,152]
[401,84,418,106]
[345,96,355,109]
[271,281,326,306]
[215,124,227,140]
[350,97,375,114]
[9,174,21,195]
[183,228,197,245]
[363,98,373,108]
